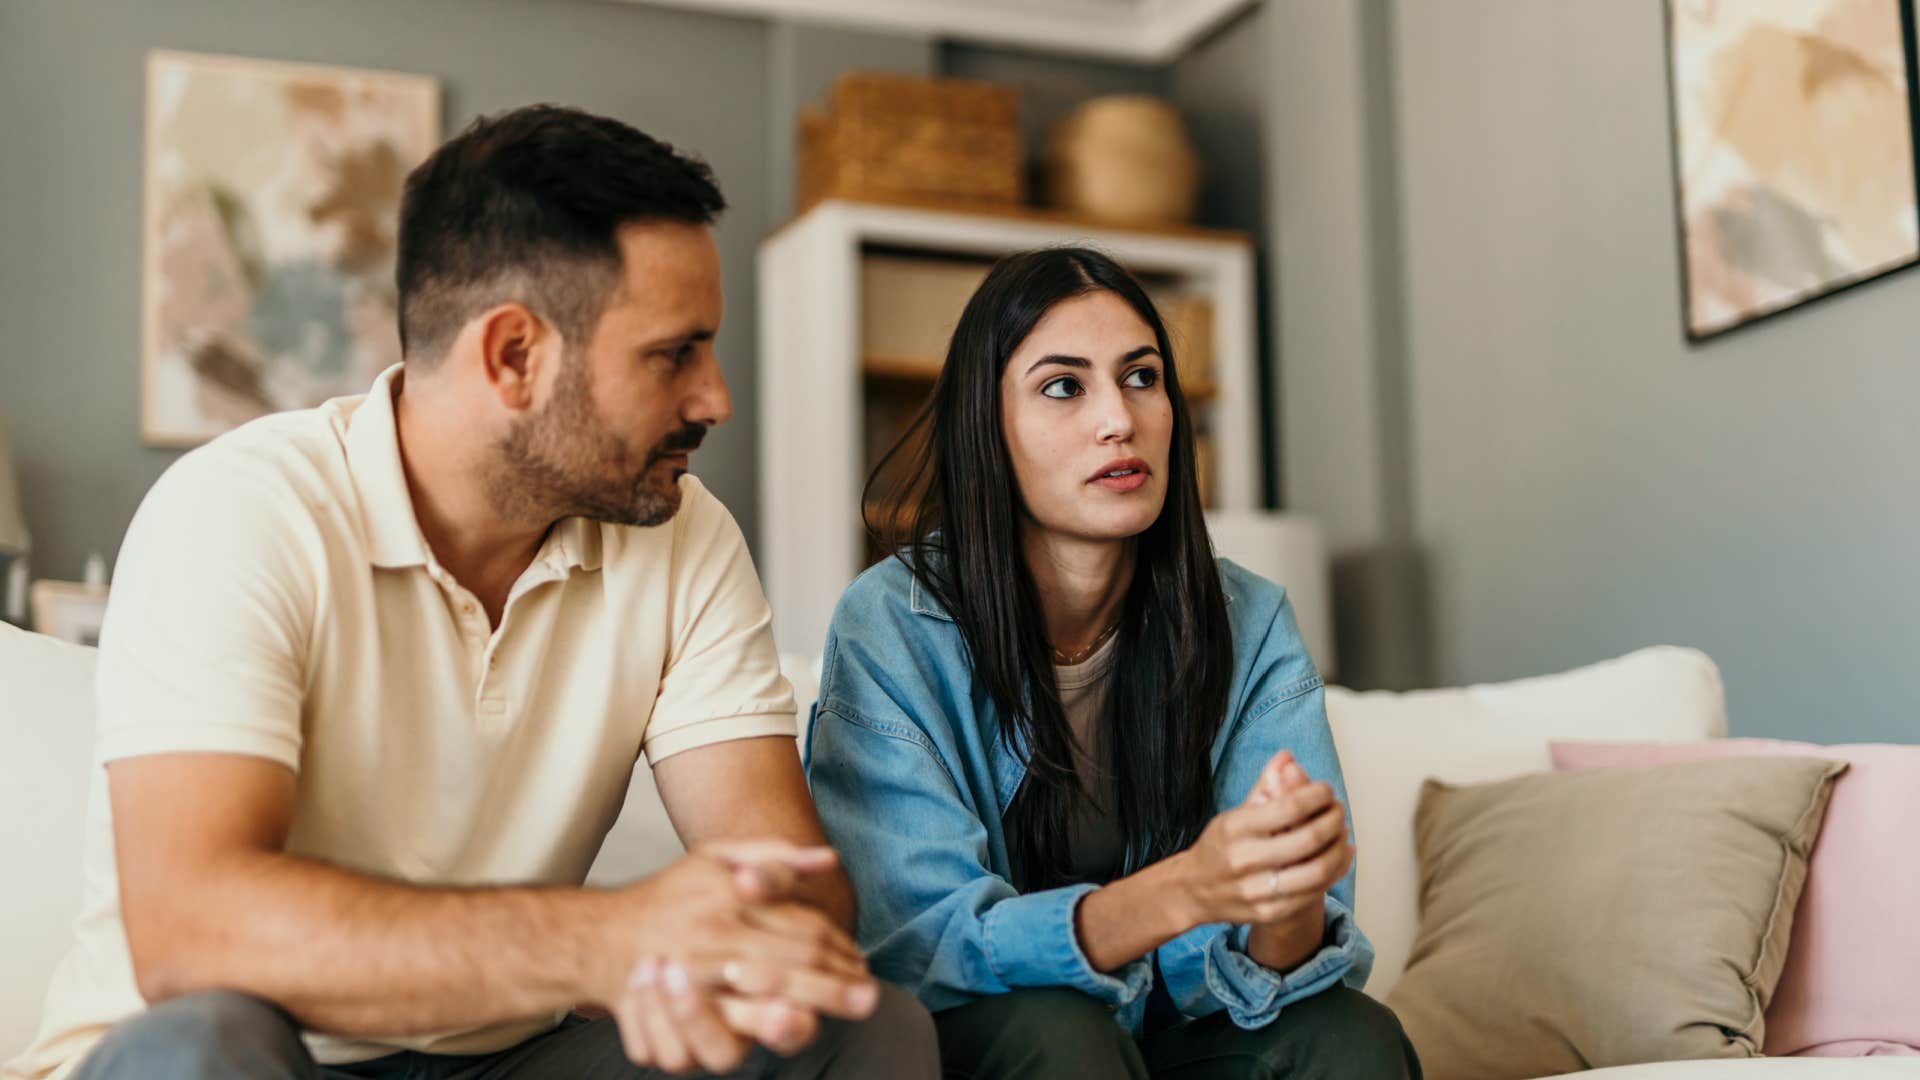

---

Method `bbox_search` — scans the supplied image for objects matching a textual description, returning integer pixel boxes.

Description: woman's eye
[1041,376,1083,399]
[1122,368,1160,389]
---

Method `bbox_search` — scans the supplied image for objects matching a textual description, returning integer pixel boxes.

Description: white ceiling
[617,0,1260,62]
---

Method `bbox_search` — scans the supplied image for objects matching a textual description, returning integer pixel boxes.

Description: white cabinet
[757,198,1260,657]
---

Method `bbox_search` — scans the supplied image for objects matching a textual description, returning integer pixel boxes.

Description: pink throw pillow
[1550,739,1920,1058]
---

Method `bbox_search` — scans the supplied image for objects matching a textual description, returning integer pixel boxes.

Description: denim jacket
[801,554,1373,1034]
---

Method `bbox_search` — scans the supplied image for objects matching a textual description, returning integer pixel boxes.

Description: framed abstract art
[1665,0,1920,340]
[142,51,439,445]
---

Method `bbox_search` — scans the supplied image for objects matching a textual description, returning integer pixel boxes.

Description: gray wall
[0,0,771,582]
[1383,1,1920,742]
[1169,1,1920,741]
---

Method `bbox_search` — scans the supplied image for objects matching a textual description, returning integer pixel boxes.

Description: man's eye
[1122,368,1159,389]
[1041,376,1082,399]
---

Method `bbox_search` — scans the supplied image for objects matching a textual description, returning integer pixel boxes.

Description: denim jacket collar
[909,574,954,622]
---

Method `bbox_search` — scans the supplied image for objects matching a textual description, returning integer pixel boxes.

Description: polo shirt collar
[543,516,604,576]
[345,364,606,577]
[346,364,432,570]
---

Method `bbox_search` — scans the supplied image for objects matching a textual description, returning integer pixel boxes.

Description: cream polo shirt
[6,365,798,1078]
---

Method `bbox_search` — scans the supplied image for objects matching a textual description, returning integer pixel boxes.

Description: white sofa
[3,624,1913,1078]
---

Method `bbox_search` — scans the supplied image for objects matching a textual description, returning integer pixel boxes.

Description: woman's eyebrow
[1025,354,1091,377]
[1024,345,1160,378]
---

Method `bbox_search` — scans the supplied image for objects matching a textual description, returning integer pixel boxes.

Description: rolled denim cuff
[1208,894,1369,1029]
[979,883,1153,1007]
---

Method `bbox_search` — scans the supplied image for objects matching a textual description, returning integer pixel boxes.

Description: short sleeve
[642,481,798,763]
[94,450,319,770]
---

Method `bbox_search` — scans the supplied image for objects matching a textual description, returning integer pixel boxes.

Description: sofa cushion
[1326,646,1727,997]
[1554,739,1920,1059]
[1387,755,1844,1080]
[0,624,98,1060]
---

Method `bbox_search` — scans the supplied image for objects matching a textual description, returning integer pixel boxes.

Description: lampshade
[0,411,29,558]
[1204,510,1334,679]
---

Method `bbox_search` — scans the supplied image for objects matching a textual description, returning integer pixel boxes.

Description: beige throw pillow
[1385,755,1846,1080]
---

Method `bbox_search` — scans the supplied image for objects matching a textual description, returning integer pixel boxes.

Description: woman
[802,248,1420,1079]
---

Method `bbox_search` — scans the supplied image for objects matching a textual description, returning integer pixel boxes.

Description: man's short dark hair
[396,104,726,366]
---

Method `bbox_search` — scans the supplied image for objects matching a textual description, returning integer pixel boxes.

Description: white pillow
[0,624,99,1059]
[1327,646,1727,998]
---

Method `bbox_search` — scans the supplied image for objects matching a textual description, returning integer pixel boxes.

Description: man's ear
[475,302,552,412]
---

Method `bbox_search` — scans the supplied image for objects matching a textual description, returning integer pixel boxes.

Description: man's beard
[490,355,700,528]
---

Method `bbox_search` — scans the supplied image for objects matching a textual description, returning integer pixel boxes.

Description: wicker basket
[798,73,1023,214]
[1044,95,1200,225]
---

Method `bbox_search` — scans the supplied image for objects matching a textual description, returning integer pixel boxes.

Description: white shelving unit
[757,198,1260,657]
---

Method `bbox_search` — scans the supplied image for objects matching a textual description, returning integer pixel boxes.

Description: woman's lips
[1091,471,1148,492]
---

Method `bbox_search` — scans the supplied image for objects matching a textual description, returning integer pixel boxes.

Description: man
[5,105,938,1079]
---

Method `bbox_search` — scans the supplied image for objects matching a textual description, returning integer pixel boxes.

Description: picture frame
[31,581,110,648]
[1664,0,1920,341]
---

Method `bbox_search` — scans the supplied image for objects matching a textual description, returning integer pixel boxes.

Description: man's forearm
[131,850,619,1037]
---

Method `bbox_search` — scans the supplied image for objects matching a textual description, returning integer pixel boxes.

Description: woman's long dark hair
[865,247,1233,891]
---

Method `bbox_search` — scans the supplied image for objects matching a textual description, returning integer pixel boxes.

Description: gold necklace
[1051,619,1121,666]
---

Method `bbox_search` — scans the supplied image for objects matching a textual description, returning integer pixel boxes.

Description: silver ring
[1269,869,1285,897]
